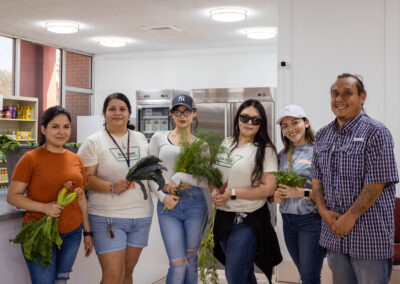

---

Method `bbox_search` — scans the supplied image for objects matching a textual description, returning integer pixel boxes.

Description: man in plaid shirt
[311,73,399,284]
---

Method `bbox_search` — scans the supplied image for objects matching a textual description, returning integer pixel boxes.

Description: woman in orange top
[7,106,93,284]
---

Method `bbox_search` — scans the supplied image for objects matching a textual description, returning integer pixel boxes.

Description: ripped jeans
[23,224,82,284]
[157,187,208,284]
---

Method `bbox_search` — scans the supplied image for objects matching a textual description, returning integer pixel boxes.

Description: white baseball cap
[276,104,307,125]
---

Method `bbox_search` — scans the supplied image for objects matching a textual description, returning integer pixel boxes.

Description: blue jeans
[282,213,324,284]
[327,250,393,284]
[157,187,208,284]
[23,224,82,284]
[219,223,258,284]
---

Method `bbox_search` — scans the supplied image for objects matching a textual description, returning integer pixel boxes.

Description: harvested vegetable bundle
[273,171,307,187]
[10,181,82,267]
[174,129,224,188]
[173,129,226,284]
[199,182,227,284]
[126,155,167,200]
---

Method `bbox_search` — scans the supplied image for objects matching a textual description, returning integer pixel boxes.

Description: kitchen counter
[0,195,24,221]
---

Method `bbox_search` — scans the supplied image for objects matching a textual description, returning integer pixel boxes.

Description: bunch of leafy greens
[10,185,79,267]
[0,134,20,163]
[173,129,225,188]
[274,171,307,187]
[173,129,226,283]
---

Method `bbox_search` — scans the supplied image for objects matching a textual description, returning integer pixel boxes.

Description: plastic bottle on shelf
[16,104,21,119]
[26,106,32,120]
[11,106,16,119]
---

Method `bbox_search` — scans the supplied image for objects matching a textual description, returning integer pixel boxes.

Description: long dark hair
[281,118,315,152]
[39,106,72,146]
[103,92,135,130]
[231,99,276,186]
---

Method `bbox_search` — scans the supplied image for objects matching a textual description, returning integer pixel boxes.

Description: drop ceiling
[0,0,277,55]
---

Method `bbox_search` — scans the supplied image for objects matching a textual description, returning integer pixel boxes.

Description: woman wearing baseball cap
[275,105,324,284]
[149,94,208,284]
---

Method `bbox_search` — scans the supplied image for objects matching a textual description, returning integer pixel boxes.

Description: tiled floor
[153,270,276,284]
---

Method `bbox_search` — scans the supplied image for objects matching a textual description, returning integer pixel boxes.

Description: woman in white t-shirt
[211,99,282,284]
[149,94,208,284]
[78,93,152,284]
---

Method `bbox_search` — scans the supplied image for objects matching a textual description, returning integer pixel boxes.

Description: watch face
[304,190,310,197]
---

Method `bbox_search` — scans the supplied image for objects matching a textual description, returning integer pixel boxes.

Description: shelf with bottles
[0,95,38,143]
[0,118,36,122]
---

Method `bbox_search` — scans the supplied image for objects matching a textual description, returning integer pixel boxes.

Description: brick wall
[65,91,90,142]
[66,52,91,89]
[65,52,92,142]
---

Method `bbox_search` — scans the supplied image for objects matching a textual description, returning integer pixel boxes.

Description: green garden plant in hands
[10,181,82,267]
[273,171,307,187]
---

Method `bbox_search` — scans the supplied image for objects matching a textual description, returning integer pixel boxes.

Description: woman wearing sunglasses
[149,94,208,284]
[274,105,324,284]
[211,99,282,284]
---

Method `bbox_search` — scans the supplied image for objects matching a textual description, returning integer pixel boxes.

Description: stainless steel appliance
[191,87,276,141]
[135,89,190,140]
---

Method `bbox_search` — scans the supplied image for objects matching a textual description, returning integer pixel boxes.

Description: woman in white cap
[149,94,208,284]
[275,105,324,284]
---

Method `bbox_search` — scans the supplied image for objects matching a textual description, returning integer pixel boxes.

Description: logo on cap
[178,95,185,102]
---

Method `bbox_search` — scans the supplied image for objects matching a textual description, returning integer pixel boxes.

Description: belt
[177,184,193,190]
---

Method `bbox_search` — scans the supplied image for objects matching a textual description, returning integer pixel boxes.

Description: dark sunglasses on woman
[239,114,262,126]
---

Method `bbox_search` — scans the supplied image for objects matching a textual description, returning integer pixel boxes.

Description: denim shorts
[89,214,152,255]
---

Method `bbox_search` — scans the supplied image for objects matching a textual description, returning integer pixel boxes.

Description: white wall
[276,0,400,277]
[277,0,400,191]
[93,45,277,115]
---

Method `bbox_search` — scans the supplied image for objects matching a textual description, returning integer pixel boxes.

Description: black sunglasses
[239,114,262,126]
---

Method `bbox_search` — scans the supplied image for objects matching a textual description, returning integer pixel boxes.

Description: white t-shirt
[78,129,153,218]
[149,131,208,201]
[214,137,278,213]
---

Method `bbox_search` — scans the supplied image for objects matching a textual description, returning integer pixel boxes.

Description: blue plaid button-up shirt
[311,111,399,259]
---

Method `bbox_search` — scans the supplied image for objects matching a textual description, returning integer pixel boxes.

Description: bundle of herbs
[273,171,307,187]
[173,129,226,284]
[10,181,84,267]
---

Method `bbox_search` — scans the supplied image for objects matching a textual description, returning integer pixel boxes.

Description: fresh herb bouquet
[173,129,225,284]
[273,171,307,187]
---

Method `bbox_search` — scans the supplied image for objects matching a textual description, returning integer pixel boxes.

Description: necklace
[105,128,130,167]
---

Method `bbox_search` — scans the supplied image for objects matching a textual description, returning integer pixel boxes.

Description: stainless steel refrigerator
[135,89,190,140]
[191,87,276,141]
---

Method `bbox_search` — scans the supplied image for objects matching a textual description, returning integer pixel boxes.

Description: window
[19,40,61,120]
[0,36,13,96]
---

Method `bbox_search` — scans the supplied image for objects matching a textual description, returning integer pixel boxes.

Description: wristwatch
[230,188,237,200]
[304,189,310,198]
[83,231,93,237]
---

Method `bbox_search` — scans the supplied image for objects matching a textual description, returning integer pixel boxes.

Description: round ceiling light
[45,22,80,34]
[210,8,247,22]
[98,37,128,48]
[245,27,277,39]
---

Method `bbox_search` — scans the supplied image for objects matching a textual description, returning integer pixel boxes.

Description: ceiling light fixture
[244,27,277,40]
[98,37,128,47]
[210,8,247,22]
[45,22,80,34]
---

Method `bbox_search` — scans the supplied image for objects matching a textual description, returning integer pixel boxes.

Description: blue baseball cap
[171,94,196,110]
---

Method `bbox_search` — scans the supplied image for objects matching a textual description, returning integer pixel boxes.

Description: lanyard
[105,128,130,167]
[289,146,304,188]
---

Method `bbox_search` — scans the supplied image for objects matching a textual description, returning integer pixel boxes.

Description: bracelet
[83,231,93,237]
[110,182,114,198]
